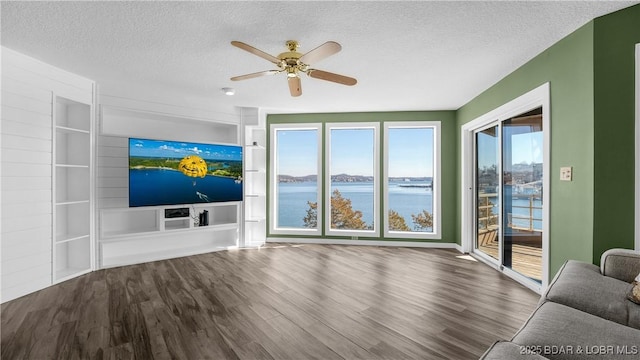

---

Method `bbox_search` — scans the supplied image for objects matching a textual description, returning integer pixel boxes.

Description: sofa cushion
[479,340,549,360]
[512,302,640,360]
[542,260,640,329]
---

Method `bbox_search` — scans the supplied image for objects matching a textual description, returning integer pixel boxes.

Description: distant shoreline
[130,166,239,180]
[278,174,432,183]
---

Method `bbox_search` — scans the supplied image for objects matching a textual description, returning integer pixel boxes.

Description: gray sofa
[480,249,640,360]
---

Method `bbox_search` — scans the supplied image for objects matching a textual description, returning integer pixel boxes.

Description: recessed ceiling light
[221,87,235,96]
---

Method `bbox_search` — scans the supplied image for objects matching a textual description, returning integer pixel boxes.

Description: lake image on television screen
[129,138,243,207]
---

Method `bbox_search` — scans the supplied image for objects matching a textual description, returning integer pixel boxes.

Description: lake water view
[277,181,543,231]
[277,181,434,229]
[130,169,243,207]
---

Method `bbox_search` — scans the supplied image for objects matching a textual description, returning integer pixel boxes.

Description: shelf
[56,125,90,135]
[55,97,91,131]
[55,201,90,244]
[164,218,190,231]
[56,233,90,244]
[56,200,90,206]
[55,124,90,166]
[55,164,90,168]
[101,222,239,242]
[54,236,91,282]
[55,166,90,203]
[100,206,239,242]
[244,121,266,247]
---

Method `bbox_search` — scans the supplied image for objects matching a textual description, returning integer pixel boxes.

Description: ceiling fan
[230,40,357,97]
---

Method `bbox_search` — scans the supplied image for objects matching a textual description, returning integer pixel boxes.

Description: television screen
[129,138,243,207]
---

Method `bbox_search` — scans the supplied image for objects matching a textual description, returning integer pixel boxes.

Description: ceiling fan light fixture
[286,67,299,78]
[230,40,357,97]
[221,87,235,96]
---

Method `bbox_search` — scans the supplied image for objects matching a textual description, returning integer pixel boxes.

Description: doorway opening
[461,83,550,293]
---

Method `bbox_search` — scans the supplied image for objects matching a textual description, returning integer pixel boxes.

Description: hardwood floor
[478,242,542,281]
[1,243,539,359]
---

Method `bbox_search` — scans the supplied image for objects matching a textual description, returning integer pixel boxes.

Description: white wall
[96,90,242,210]
[1,46,247,301]
[1,47,94,302]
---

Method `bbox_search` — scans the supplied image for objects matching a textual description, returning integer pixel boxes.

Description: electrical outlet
[560,166,572,181]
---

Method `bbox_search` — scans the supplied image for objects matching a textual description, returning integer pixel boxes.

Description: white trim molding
[635,43,640,251]
[267,237,462,251]
[325,122,380,238]
[383,121,442,239]
[269,123,323,236]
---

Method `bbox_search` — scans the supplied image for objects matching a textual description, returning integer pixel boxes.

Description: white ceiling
[2,1,638,113]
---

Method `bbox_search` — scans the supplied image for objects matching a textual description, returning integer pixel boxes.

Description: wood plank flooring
[1,243,539,359]
[478,242,542,281]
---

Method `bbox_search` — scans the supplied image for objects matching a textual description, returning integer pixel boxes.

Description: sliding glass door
[475,125,500,261]
[473,108,544,284]
[502,110,543,281]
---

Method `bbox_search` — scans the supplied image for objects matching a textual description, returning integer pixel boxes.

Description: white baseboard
[267,237,463,252]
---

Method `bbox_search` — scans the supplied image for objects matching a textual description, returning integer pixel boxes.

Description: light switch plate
[560,166,572,181]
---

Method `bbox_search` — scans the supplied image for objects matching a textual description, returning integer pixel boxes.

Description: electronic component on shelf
[164,208,190,218]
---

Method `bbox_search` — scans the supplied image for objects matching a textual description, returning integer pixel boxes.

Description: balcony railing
[477,193,542,232]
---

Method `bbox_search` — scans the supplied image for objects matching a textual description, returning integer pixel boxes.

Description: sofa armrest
[600,248,640,283]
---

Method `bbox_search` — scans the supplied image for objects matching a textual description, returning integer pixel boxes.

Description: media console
[99,202,240,268]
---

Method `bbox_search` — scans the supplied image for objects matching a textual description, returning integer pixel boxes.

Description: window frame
[383,121,441,239]
[269,123,323,236]
[325,122,380,237]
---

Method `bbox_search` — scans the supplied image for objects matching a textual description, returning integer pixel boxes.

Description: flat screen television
[129,138,243,207]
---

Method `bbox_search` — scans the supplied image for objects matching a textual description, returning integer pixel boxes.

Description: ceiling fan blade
[288,76,302,97]
[231,41,281,64]
[231,70,280,81]
[299,41,341,64]
[307,69,357,86]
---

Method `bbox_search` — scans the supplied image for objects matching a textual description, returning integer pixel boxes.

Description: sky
[387,127,433,178]
[129,138,242,161]
[276,129,318,177]
[477,129,543,169]
[275,127,435,178]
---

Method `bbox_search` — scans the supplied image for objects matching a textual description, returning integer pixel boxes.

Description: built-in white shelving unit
[53,96,94,282]
[99,203,240,268]
[242,108,267,247]
[97,105,243,268]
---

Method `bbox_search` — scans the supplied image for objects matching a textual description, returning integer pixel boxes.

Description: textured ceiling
[2,1,638,113]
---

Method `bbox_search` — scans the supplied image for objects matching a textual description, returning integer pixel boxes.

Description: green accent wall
[592,5,640,264]
[262,4,640,283]
[267,111,457,243]
[456,3,640,277]
[456,22,596,277]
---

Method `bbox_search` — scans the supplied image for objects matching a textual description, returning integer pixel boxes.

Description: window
[326,123,379,237]
[384,122,440,238]
[270,124,322,235]
[269,120,440,240]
